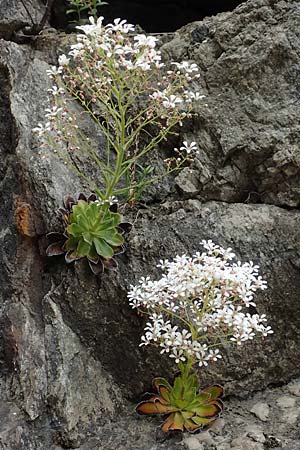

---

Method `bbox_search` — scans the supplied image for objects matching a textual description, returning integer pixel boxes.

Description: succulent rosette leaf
[137,374,223,433]
[46,193,132,274]
[66,200,124,259]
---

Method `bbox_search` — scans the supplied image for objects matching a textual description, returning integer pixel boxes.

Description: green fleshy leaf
[190,415,215,426]
[65,236,80,251]
[181,411,196,420]
[83,231,93,245]
[88,245,99,262]
[171,376,184,402]
[98,229,124,246]
[93,238,114,259]
[158,386,171,404]
[153,377,172,392]
[184,386,198,404]
[201,385,224,402]
[65,250,80,263]
[77,239,91,257]
[191,403,221,418]
[183,417,202,432]
[88,202,101,224]
[169,412,184,431]
[77,214,90,231]
[94,213,122,232]
[72,200,88,219]
[185,373,198,392]
[190,392,211,408]
[67,223,82,237]
[174,398,190,410]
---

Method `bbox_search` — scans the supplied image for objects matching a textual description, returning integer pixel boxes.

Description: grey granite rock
[162,0,300,208]
[1,0,300,449]
[276,395,296,409]
[0,0,47,37]
[287,381,300,397]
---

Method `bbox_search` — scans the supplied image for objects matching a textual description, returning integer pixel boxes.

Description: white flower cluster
[128,240,273,367]
[33,16,205,144]
[69,16,163,72]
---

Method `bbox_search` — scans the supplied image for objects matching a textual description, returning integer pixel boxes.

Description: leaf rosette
[46,193,131,274]
[137,374,223,433]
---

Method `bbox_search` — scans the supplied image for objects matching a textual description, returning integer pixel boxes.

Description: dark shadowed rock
[0,0,300,448]
[52,0,245,33]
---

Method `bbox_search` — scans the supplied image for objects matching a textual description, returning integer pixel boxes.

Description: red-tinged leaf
[113,244,126,256]
[57,207,68,216]
[213,399,224,411]
[153,377,172,393]
[143,394,160,402]
[168,412,184,431]
[109,203,118,213]
[65,250,81,263]
[161,413,176,433]
[88,193,97,203]
[201,385,224,402]
[87,253,99,264]
[46,242,65,256]
[118,222,132,235]
[158,386,172,404]
[78,192,87,202]
[64,195,75,211]
[136,399,177,416]
[46,232,65,241]
[88,260,104,275]
[102,258,118,271]
[57,208,69,225]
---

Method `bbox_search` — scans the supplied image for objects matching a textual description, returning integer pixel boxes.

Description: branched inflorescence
[128,240,273,367]
[33,16,205,203]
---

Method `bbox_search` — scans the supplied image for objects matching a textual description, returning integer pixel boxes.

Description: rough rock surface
[0,0,47,38]
[0,0,300,449]
[162,0,300,207]
[1,378,300,449]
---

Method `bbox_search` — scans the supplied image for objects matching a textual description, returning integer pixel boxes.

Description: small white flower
[58,54,70,67]
[106,18,135,34]
[162,95,183,109]
[76,16,104,35]
[179,141,198,154]
[134,34,157,49]
[46,66,62,77]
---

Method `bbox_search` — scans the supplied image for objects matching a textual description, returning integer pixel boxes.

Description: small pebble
[287,381,300,397]
[250,402,270,422]
[196,430,215,446]
[216,444,231,450]
[245,424,266,443]
[276,395,296,408]
[210,418,226,434]
[183,436,204,450]
[230,437,264,450]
